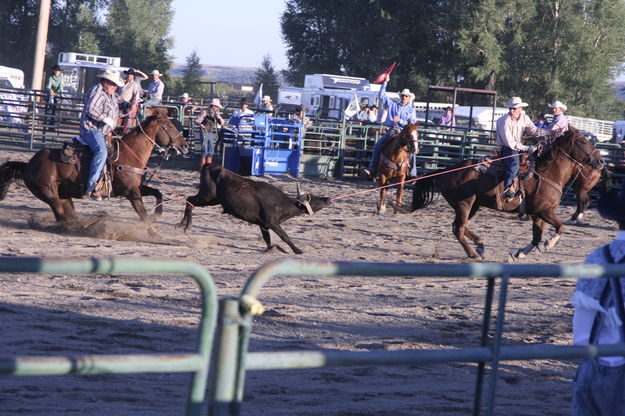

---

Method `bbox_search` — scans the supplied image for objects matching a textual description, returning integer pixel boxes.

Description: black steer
[176,165,332,254]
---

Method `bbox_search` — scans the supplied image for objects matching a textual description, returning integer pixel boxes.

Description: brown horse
[411,127,604,259]
[376,122,419,214]
[567,163,606,225]
[0,111,189,224]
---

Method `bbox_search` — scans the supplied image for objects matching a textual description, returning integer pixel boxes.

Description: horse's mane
[534,126,583,170]
[123,114,160,138]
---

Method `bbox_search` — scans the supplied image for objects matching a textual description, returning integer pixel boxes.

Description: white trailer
[278,74,384,119]
[57,52,129,95]
[0,66,25,89]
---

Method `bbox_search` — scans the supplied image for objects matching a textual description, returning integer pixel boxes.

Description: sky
[169,0,289,70]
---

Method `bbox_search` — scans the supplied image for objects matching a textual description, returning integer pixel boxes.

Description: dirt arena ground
[0,149,615,415]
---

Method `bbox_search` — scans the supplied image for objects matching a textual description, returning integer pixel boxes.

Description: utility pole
[31,0,51,90]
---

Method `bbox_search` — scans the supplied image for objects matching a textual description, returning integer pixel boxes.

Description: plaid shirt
[81,83,119,135]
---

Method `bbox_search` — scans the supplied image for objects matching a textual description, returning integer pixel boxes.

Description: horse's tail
[411,170,442,210]
[0,161,27,201]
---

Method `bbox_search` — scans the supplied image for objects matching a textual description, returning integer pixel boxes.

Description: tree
[181,50,205,97]
[102,0,174,75]
[253,54,280,101]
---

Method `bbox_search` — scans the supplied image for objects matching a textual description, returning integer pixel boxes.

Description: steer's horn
[296,182,301,197]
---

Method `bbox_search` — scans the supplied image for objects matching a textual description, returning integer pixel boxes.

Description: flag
[253,83,263,107]
[373,61,397,83]
[344,92,360,120]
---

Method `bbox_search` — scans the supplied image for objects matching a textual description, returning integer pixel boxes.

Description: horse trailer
[57,52,130,95]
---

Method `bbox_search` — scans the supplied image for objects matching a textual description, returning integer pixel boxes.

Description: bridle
[137,116,185,156]
[558,135,603,171]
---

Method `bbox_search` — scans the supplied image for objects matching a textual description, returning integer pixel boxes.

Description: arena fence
[209,258,625,416]
[0,256,218,416]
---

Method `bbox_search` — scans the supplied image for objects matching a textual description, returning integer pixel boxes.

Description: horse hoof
[508,253,516,263]
[476,245,485,258]
[376,210,385,216]
[514,249,526,259]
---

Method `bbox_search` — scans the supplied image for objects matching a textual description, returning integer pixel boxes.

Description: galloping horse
[568,163,606,225]
[0,110,189,224]
[376,122,419,214]
[411,127,604,259]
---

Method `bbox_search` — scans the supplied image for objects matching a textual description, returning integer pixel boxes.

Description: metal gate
[0,256,218,416]
[209,259,625,416]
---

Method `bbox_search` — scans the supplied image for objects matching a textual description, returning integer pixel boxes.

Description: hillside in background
[171,63,285,85]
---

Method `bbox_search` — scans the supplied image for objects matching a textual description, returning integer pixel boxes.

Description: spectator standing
[195,98,224,169]
[145,69,164,107]
[228,97,254,126]
[368,105,379,123]
[572,179,625,415]
[259,95,273,112]
[45,64,65,131]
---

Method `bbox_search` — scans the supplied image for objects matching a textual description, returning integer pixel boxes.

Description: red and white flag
[373,61,397,83]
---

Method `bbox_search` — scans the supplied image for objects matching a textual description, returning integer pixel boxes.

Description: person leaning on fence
[572,179,625,415]
[228,97,254,126]
[79,68,124,200]
[195,98,224,169]
[145,69,164,107]
[496,96,550,199]
[118,68,147,134]
[368,105,379,123]
[45,64,64,131]
[291,106,312,129]
[259,95,274,112]
[363,73,417,180]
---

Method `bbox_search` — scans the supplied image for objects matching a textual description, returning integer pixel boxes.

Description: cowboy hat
[598,180,625,222]
[504,96,529,108]
[50,64,61,72]
[151,69,160,76]
[548,100,568,111]
[209,98,222,108]
[240,97,249,105]
[399,88,414,98]
[181,93,189,99]
[262,95,272,101]
[96,68,124,87]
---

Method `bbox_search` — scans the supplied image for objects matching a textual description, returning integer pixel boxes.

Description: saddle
[61,137,120,198]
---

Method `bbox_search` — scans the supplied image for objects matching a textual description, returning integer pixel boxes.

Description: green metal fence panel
[209,259,625,416]
[0,256,218,416]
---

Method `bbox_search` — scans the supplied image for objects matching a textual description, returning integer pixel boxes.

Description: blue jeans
[368,131,417,177]
[80,128,107,193]
[501,147,520,189]
[199,128,216,158]
[573,358,625,416]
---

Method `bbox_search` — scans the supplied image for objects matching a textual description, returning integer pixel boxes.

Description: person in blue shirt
[364,73,417,179]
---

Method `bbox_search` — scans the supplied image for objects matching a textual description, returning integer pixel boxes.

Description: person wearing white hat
[79,68,124,199]
[259,95,273,112]
[547,100,569,138]
[194,98,225,169]
[364,73,417,180]
[145,69,164,107]
[118,68,148,134]
[496,96,550,199]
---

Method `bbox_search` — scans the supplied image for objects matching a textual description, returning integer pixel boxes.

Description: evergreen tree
[253,54,280,101]
[181,50,204,98]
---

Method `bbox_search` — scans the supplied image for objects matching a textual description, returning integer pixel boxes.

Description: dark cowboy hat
[240,97,249,105]
[598,180,625,221]
[51,64,61,72]
[124,68,136,75]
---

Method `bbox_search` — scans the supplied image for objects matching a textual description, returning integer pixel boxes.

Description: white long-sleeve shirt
[496,112,549,151]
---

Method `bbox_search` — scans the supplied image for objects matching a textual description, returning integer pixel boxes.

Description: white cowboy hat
[548,100,567,111]
[209,98,222,108]
[151,69,160,76]
[262,95,272,101]
[181,93,189,99]
[504,96,529,108]
[399,88,414,98]
[96,68,124,87]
